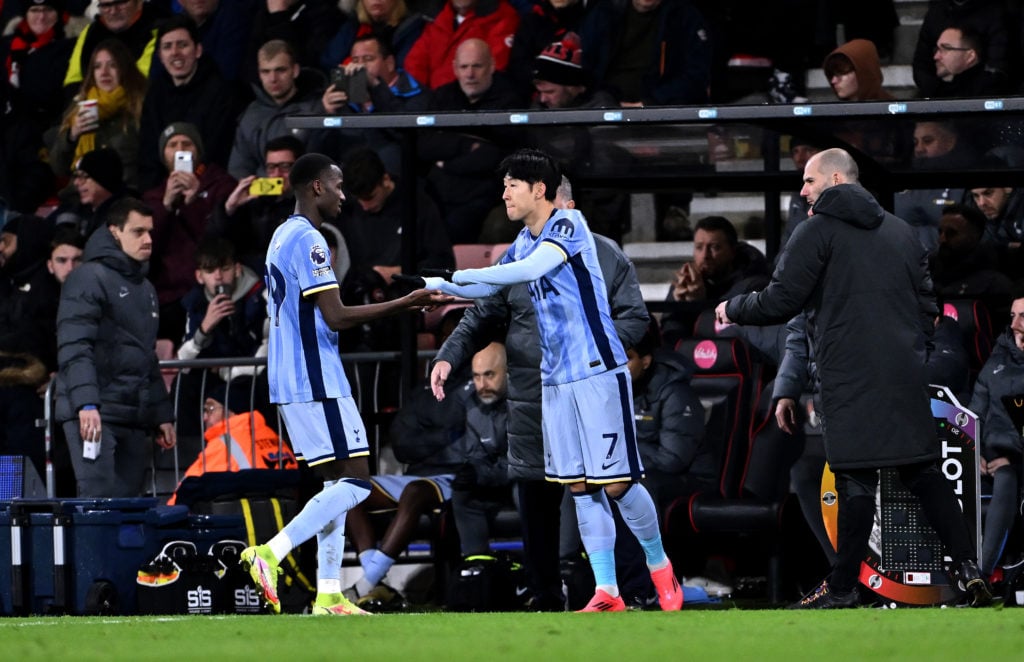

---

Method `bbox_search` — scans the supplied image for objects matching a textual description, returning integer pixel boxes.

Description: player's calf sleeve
[573,489,618,590]
[281,478,372,551]
[611,483,667,567]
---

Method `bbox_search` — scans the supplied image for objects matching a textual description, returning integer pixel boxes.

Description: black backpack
[446,553,526,612]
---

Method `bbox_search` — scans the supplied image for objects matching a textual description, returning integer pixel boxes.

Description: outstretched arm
[313,286,451,331]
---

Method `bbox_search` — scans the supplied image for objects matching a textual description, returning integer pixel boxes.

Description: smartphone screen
[174,150,194,173]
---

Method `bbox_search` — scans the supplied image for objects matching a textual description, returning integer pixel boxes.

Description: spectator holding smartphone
[173,235,270,439]
[142,122,236,339]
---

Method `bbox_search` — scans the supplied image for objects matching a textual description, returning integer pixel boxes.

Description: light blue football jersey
[502,209,626,385]
[264,214,352,403]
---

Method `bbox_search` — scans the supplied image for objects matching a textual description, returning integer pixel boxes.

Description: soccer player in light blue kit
[426,149,683,611]
[240,153,450,615]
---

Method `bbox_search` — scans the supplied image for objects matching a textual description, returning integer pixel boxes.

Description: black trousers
[831,461,976,592]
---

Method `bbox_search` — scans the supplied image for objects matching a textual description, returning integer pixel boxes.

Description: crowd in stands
[2,0,1024,607]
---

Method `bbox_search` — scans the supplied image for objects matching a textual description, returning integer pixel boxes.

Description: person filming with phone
[321,35,429,115]
[142,121,236,339]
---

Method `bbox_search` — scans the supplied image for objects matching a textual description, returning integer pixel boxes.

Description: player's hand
[404,288,453,309]
[714,301,732,326]
[430,360,451,401]
[775,398,797,435]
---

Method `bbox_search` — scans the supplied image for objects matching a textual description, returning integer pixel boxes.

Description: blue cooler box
[1,499,244,615]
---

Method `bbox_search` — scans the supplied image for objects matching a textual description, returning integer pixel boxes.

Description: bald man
[716,148,990,609]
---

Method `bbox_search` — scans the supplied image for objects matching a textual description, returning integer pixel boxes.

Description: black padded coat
[726,184,939,470]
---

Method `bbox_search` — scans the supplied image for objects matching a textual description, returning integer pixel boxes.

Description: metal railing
[39,350,439,498]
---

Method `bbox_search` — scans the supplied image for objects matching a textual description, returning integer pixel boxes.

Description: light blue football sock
[573,490,617,591]
[612,483,667,568]
[362,548,396,588]
[281,477,371,549]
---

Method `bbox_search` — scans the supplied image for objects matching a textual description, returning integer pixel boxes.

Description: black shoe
[788,581,859,610]
[955,560,993,607]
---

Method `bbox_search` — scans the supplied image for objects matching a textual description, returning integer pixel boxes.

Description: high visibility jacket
[168,410,296,504]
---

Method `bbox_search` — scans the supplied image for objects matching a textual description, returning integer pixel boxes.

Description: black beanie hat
[532,33,588,87]
[75,148,124,195]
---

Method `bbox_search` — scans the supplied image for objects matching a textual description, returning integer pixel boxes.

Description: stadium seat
[664,384,801,604]
[453,244,501,270]
[942,299,995,377]
[672,337,756,498]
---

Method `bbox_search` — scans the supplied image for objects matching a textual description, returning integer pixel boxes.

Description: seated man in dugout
[660,215,770,346]
[168,380,297,505]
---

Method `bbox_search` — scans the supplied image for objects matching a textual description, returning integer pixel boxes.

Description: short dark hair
[157,14,201,47]
[342,147,387,197]
[289,153,336,190]
[105,198,152,229]
[953,25,985,60]
[823,52,854,80]
[942,203,987,238]
[630,319,662,358]
[264,135,305,160]
[498,148,561,201]
[50,225,85,253]
[694,216,738,247]
[352,34,393,60]
[194,236,236,270]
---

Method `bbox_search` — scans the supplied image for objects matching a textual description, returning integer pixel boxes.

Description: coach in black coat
[727,181,937,470]
[716,148,987,608]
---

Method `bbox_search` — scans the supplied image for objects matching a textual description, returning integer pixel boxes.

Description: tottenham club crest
[551,217,575,240]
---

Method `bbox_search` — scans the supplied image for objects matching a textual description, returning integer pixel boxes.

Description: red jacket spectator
[403,0,519,90]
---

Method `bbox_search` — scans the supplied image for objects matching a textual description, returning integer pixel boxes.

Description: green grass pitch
[1,609,1021,661]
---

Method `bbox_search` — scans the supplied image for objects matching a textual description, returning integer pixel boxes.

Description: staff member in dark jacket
[716,148,990,608]
[969,293,1024,576]
[433,180,649,609]
[55,198,176,497]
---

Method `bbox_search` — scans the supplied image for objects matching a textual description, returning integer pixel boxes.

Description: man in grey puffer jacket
[55,198,176,497]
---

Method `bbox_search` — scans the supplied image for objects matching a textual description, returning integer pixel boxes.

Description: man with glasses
[211,135,306,273]
[138,15,241,189]
[928,25,1008,98]
[62,0,167,93]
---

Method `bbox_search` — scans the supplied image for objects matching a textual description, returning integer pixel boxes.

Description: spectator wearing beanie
[50,147,127,239]
[143,122,236,340]
[531,33,615,109]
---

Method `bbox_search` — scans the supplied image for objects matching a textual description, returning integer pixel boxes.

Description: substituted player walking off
[240,153,450,615]
[425,149,682,612]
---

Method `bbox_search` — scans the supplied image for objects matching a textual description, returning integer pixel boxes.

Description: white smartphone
[174,150,194,173]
